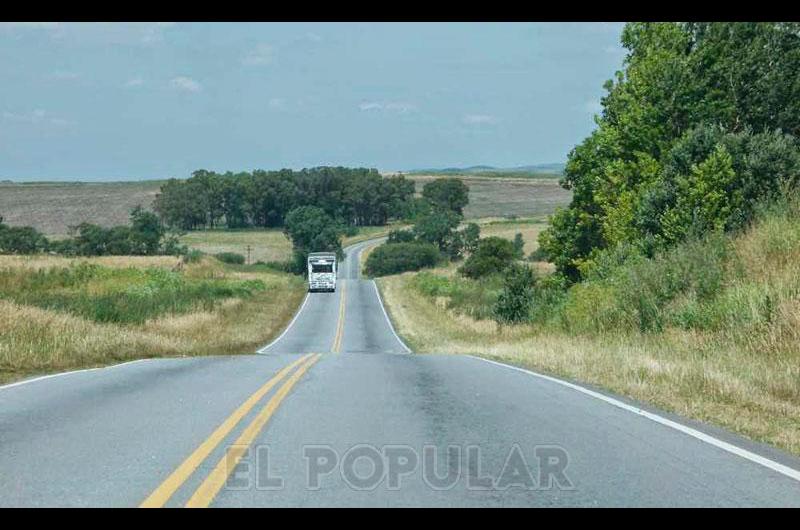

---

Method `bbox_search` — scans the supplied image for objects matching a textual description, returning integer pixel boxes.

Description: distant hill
[405,163,565,178]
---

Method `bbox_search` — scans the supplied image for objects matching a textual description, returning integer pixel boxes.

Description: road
[1,239,799,507]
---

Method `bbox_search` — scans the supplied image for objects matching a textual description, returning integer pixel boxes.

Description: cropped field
[0,255,306,383]
[408,175,571,219]
[0,176,571,236]
[0,180,164,237]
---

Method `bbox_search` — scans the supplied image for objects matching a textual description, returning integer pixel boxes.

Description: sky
[0,22,627,181]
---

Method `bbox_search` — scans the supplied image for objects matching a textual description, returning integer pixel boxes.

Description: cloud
[242,44,274,66]
[170,76,202,92]
[2,108,70,127]
[462,114,498,125]
[359,101,417,114]
[124,77,144,88]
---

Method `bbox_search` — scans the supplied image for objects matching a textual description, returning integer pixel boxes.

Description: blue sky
[0,22,627,181]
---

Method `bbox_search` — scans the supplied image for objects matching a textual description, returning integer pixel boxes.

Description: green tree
[130,206,164,255]
[493,263,536,325]
[284,206,344,274]
[458,236,517,279]
[421,178,470,215]
[412,208,462,251]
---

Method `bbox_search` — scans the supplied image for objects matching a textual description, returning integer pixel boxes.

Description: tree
[130,206,164,255]
[422,178,470,215]
[493,264,536,324]
[458,236,517,279]
[538,22,800,282]
[412,208,462,251]
[512,233,525,259]
[284,206,344,274]
[0,220,49,254]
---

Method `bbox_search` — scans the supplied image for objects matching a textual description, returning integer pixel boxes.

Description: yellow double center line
[140,353,320,508]
[331,281,347,353]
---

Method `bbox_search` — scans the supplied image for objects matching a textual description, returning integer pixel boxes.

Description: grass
[376,203,800,456]
[0,255,306,384]
[179,229,292,263]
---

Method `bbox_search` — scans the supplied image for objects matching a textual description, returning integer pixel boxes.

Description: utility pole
[246,245,252,265]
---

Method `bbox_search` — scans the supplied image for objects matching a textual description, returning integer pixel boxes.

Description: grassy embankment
[377,201,800,455]
[0,255,306,384]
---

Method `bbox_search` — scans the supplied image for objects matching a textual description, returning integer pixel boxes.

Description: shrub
[182,249,205,264]
[0,224,49,254]
[386,229,416,244]
[512,233,525,259]
[364,242,440,277]
[458,236,517,279]
[215,252,246,265]
[493,264,536,324]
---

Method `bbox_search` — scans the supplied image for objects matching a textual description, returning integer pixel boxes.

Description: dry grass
[476,219,546,256]
[377,266,800,456]
[0,254,181,271]
[0,256,306,384]
[179,230,293,263]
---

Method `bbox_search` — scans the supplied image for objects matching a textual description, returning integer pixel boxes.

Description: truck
[307,252,337,292]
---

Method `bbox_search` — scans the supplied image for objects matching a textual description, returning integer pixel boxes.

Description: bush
[0,224,49,254]
[215,252,246,265]
[364,242,440,277]
[458,236,517,279]
[386,229,416,244]
[493,264,536,324]
[182,249,205,264]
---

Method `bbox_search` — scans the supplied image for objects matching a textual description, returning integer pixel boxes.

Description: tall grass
[0,263,266,324]
[0,256,306,382]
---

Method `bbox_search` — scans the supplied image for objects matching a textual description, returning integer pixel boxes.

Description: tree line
[0,208,182,257]
[539,22,800,282]
[153,167,416,231]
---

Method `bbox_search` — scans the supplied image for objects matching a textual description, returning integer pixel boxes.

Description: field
[0,180,165,237]
[0,176,571,236]
[408,175,571,219]
[0,255,306,383]
[376,211,800,456]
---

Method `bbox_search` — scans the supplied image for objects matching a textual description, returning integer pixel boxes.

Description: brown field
[408,175,571,220]
[1,176,571,236]
[0,180,163,237]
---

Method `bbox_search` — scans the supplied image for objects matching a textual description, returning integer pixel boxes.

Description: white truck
[307,252,337,292]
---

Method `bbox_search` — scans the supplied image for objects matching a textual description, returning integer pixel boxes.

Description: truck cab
[307,252,337,292]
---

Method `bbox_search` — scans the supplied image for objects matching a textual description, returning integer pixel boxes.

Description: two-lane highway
[1,240,799,507]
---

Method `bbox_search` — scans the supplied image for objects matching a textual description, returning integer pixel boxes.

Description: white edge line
[469,355,800,483]
[0,358,154,392]
[372,279,412,353]
[256,291,311,354]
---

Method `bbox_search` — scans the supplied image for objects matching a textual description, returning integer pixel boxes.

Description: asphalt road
[1,240,799,507]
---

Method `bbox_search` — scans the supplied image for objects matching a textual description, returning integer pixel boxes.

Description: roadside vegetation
[379,195,800,454]
[378,22,800,455]
[0,254,305,384]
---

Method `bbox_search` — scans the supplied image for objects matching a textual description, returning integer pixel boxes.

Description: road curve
[1,240,799,507]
